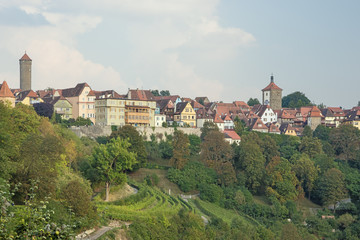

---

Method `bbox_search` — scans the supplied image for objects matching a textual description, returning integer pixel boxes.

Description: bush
[199,183,223,204]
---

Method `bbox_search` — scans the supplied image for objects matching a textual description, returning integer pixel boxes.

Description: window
[82,105,85,109]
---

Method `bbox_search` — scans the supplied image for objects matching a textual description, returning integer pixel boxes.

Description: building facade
[19,53,32,91]
[262,75,282,110]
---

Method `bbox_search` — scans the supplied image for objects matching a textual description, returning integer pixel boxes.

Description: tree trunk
[105,181,110,202]
[308,191,311,200]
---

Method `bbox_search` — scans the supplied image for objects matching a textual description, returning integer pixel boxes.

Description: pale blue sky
[0,0,359,108]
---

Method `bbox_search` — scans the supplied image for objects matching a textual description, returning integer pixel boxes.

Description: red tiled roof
[214,113,224,123]
[262,82,282,91]
[191,100,205,109]
[224,130,241,140]
[128,89,156,101]
[249,118,268,130]
[0,81,15,98]
[20,53,32,61]
[309,106,322,117]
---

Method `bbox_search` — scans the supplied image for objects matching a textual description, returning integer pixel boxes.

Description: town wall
[70,125,201,140]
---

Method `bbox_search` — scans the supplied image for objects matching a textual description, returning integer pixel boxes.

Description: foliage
[313,124,331,141]
[298,136,323,158]
[200,121,219,140]
[60,117,93,127]
[314,168,348,209]
[302,125,313,138]
[330,124,360,161]
[188,134,201,156]
[170,130,190,169]
[265,156,302,203]
[233,116,247,136]
[201,131,236,186]
[33,102,54,119]
[236,138,265,192]
[247,97,260,106]
[199,183,224,204]
[292,154,319,199]
[90,137,137,201]
[110,125,147,168]
[282,91,312,108]
[167,161,217,192]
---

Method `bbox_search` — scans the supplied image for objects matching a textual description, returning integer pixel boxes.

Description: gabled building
[222,114,234,130]
[61,83,96,123]
[266,122,281,134]
[174,102,196,127]
[248,118,268,133]
[126,89,156,101]
[43,96,72,120]
[233,101,251,112]
[224,129,241,145]
[307,106,323,130]
[214,113,225,131]
[344,110,360,130]
[0,81,15,107]
[195,97,210,105]
[321,107,345,128]
[16,90,43,105]
[251,104,277,124]
[196,108,213,128]
[279,123,297,136]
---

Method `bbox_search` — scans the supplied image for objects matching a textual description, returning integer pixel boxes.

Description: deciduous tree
[170,130,190,169]
[90,137,137,201]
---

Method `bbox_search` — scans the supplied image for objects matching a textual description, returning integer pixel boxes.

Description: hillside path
[88,226,112,240]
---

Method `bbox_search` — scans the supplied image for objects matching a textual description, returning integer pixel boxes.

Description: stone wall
[70,125,112,139]
[70,125,201,140]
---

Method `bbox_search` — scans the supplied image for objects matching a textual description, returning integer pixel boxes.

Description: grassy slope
[128,168,183,195]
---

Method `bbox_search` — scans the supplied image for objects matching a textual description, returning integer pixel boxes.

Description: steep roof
[43,96,70,105]
[191,100,205,109]
[233,101,250,111]
[127,89,156,100]
[248,118,268,130]
[251,104,271,117]
[94,90,123,99]
[196,108,213,119]
[20,53,32,61]
[262,76,282,91]
[266,122,281,133]
[62,83,91,97]
[0,81,15,98]
[154,95,180,102]
[157,99,174,112]
[224,130,241,140]
[16,90,38,102]
[214,113,224,123]
[309,106,322,117]
[175,102,190,114]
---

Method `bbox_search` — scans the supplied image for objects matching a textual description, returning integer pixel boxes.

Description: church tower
[262,75,282,110]
[19,52,32,91]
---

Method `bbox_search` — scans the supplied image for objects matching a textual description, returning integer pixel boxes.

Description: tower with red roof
[19,52,32,91]
[262,75,282,110]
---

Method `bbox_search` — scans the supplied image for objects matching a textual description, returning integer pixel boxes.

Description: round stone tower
[19,52,32,91]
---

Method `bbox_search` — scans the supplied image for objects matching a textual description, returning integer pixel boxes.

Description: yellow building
[125,99,156,127]
[174,102,196,127]
[15,90,43,105]
[95,98,126,126]
[344,110,360,130]
[95,97,156,127]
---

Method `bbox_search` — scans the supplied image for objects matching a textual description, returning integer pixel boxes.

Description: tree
[329,124,360,161]
[188,134,201,156]
[313,125,331,141]
[90,137,137,201]
[247,98,260,106]
[280,223,302,240]
[110,125,147,168]
[293,154,319,200]
[236,139,265,192]
[315,168,347,211]
[170,130,190,169]
[233,116,247,136]
[282,91,312,108]
[33,102,54,119]
[298,136,323,159]
[151,90,160,96]
[200,121,219,140]
[201,131,236,186]
[160,90,170,96]
[302,126,313,138]
[265,156,302,203]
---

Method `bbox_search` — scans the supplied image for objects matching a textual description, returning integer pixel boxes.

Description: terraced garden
[96,183,193,221]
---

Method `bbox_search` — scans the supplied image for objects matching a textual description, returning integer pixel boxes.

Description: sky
[0,0,359,108]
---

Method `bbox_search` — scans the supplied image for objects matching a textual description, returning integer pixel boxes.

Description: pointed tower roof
[0,81,15,98]
[262,75,282,91]
[20,52,32,61]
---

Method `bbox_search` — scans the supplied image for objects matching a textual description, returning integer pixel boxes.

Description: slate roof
[345,110,360,121]
[175,102,190,114]
[62,83,91,97]
[0,81,15,98]
[16,90,39,102]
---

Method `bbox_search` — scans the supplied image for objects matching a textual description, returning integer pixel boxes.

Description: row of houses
[1,79,360,142]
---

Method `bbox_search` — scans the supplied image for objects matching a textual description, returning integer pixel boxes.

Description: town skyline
[0,1,359,108]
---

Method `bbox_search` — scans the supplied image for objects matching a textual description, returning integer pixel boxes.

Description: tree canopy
[282,91,312,108]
